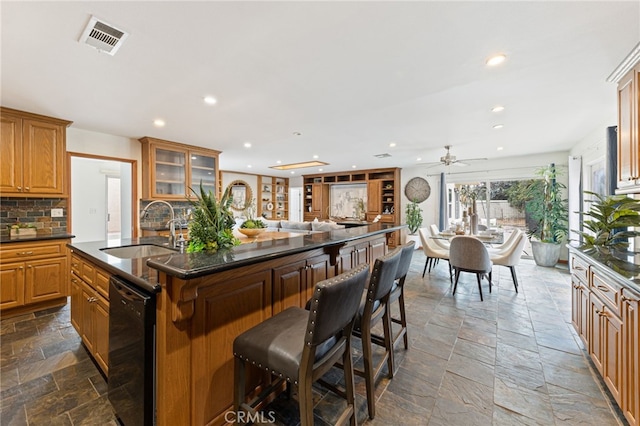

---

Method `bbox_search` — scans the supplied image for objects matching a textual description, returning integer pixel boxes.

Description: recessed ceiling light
[497,146,504,151]
[153,119,165,127]
[352,165,357,169]
[416,157,422,161]
[244,142,251,148]
[389,142,397,148]
[276,160,282,164]
[318,168,323,172]
[203,96,217,105]
[313,155,319,159]
[247,165,252,168]
[290,171,295,174]
[493,124,504,129]
[293,132,302,136]
[492,105,505,112]
[486,54,506,66]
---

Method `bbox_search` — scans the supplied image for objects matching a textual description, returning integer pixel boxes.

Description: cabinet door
[189,150,217,197]
[153,146,187,198]
[589,293,605,373]
[272,260,306,314]
[370,237,387,262]
[80,283,95,353]
[22,118,65,195]
[603,309,623,404]
[0,114,23,193]
[571,278,589,347]
[0,262,25,310]
[367,180,381,214]
[622,291,639,426]
[306,254,331,302]
[70,273,83,334]
[618,68,637,187]
[24,257,67,304]
[93,295,110,374]
[311,183,324,215]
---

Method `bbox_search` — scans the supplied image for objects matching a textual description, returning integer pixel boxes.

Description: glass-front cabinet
[140,137,220,200]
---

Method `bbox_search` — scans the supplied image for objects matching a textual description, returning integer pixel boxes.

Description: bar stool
[388,241,415,354]
[233,263,370,426]
[352,247,401,419]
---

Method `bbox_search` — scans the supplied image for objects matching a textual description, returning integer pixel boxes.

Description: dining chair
[429,224,451,249]
[233,263,370,426]
[489,232,527,292]
[487,228,522,253]
[449,236,493,301]
[418,228,452,282]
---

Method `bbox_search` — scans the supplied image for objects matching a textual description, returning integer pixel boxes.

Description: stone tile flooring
[0,251,628,425]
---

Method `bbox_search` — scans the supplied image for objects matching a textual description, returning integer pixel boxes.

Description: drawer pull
[573,265,585,271]
[17,251,34,256]
[621,295,638,303]
[596,285,610,292]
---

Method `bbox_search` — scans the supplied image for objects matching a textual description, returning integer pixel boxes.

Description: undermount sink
[100,244,177,259]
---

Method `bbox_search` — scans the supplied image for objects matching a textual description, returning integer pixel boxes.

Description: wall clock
[404,177,431,203]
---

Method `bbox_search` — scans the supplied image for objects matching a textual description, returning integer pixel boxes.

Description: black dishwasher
[108,276,156,426]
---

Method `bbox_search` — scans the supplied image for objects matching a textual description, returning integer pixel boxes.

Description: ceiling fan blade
[452,161,468,167]
[457,157,488,162]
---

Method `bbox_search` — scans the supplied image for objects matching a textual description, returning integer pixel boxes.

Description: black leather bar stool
[351,247,401,419]
[233,263,370,426]
[388,241,415,354]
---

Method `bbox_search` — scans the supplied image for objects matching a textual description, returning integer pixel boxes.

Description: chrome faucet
[141,200,178,248]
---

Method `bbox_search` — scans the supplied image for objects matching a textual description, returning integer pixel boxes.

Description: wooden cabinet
[140,136,221,200]
[617,67,638,189]
[367,180,381,215]
[0,107,71,197]
[69,252,110,374]
[257,176,289,220]
[0,240,69,313]
[569,248,640,426]
[272,254,330,314]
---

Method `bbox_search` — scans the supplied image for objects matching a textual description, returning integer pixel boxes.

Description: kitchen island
[68,223,403,426]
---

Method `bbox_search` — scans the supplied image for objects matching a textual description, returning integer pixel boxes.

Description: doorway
[70,154,135,243]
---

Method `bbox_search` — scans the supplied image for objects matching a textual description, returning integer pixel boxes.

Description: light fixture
[497,146,504,151]
[318,168,323,172]
[389,142,397,148]
[276,160,282,164]
[203,96,217,105]
[486,54,506,66]
[293,132,302,136]
[492,105,504,112]
[247,165,252,168]
[352,165,357,169]
[270,160,329,170]
[416,157,422,161]
[493,124,504,129]
[313,155,319,159]
[243,142,251,148]
[153,119,165,127]
[290,171,295,174]
[191,156,197,160]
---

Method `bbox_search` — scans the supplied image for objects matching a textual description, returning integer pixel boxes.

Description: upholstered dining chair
[489,232,527,293]
[351,247,401,419]
[233,263,370,426]
[487,228,522,253]
[429,224,451,250]
[449,236,493,301]
[418,228,452,282]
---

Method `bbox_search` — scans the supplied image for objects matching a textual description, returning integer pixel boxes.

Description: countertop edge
[1,234,75,244]
[567,245,640,294]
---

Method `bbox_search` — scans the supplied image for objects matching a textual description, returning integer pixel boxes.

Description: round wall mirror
[227,180,252,211]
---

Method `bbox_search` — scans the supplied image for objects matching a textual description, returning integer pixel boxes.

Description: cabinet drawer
[81,260,95,285]
[1,241,66,262]
[591,271,623,317]
[95,267,110,300]
[570,254,590,284]
[70,254,81,276]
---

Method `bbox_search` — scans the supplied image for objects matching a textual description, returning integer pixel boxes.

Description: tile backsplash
[0,197,68,238]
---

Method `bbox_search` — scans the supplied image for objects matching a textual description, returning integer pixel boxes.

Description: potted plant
[187,183,240,253]
[405,200,423,248]
[524,164,569,266]
[577,191,640,254]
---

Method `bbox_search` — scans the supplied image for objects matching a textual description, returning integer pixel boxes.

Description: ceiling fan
[422,145,487,168]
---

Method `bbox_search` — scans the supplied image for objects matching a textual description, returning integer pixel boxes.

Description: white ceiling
[2,1,638,177]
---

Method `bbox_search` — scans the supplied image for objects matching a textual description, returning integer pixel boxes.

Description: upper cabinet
[0,107,72,197]
[612,44,640,193]
[140,137,221,200]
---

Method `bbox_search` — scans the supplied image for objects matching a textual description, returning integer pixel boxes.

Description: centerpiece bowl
[238,227,266,238]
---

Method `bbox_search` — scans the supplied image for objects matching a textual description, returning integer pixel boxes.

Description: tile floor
[0,251,628,425]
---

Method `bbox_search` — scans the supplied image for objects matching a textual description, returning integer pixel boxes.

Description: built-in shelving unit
[258,176,289,220]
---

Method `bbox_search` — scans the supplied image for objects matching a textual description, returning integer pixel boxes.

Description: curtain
[439,172,447,230]
[568,155,583,245]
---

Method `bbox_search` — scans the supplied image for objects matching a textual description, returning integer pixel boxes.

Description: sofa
[263,219,346,233]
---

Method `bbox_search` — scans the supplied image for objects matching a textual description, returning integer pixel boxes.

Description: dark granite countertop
[1,233,75,244]
[568,245,640,294]
[68,223,404,294]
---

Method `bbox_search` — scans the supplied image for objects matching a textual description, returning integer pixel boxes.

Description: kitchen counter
[568,244,640,293]
[0,233,75,244]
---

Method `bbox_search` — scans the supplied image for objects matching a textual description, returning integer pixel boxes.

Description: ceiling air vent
[79,16,128,56]
[374,153,392,158]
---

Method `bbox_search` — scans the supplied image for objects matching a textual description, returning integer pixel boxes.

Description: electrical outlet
[51,208,63,217]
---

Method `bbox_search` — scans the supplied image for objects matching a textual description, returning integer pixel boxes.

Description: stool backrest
[306,263,369,346]
[367,247,402,304]
[395,240,415,283]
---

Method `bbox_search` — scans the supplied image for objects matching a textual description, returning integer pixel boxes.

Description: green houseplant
[524,164,569,266]
[187,183,240,253]
[577,191,640,253]
[405,200,423,235]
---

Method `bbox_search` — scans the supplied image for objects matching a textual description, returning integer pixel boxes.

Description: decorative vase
[531,241,561,267]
